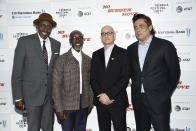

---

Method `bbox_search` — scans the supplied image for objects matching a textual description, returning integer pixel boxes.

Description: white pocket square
[54,52,59,54]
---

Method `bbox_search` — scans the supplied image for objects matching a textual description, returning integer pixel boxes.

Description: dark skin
[56,31,93,121]
[15,20,53,111]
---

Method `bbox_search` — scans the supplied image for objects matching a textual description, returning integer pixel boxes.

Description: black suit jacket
[90,45,129,108]
[127,36,180,114]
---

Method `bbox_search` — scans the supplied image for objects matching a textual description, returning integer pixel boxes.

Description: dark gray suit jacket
[12,33,61,106]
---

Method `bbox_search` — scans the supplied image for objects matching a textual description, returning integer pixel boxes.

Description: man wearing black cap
[11,13,61,131]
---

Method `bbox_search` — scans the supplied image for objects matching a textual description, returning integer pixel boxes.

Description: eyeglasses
[71,36,83,40]
[101,32,113,37]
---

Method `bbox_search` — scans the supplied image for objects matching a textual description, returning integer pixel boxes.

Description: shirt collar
[37,33,49,43]
[104,44,115,52]
[71,48,82,57]
[139,35,153,47]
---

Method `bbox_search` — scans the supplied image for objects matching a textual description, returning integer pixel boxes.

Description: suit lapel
[49,37,55,67]
[99,48,106,70]
[132,42,142,73]
[134,43,141,72]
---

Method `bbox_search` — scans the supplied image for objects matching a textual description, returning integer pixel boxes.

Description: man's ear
[149,25,152,32]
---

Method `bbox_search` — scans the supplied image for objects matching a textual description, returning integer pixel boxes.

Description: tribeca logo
[56,8,71,18]
[0,33,3,40]
[0,120,6,128]
[16,119,27,128]
[13,32,29,40]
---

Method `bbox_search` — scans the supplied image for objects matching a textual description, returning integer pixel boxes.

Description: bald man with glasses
[90,25,129,131]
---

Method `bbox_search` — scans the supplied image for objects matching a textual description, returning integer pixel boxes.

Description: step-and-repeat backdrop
[0,0,196,130]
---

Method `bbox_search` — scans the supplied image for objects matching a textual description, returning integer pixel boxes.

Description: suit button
[45,84,47,87]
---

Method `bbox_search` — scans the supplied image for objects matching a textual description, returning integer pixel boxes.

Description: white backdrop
[0,0,196,131]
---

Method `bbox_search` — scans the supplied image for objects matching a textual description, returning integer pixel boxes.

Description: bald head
[101,25,115,35]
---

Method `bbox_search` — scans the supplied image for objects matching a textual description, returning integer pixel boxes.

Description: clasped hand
[97,93,114,105]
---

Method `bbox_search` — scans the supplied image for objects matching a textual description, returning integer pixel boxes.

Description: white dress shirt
[38,33,52,65]
[104,44,114,67]
[71,48,83,94]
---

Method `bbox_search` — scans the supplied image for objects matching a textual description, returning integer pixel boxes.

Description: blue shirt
[138,35,153,93]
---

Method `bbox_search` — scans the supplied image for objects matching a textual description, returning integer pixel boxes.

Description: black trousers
[133,93,170,131]
[96,105,127,131]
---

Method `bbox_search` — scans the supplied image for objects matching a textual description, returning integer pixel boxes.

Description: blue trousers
[61,108,88,131]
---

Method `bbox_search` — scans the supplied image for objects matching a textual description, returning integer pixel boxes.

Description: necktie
[42,40,48,67]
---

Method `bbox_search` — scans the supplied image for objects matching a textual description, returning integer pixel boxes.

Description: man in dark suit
[52,30,93,131]
[11,13,61,131]
[90,25,129,131]
[127,14,180,131]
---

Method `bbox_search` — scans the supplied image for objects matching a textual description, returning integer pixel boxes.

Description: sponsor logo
[176,6,183,13]
[56,8,71,18]
[0,33,3,40]
[177,81,190,89]
[57,30,91,41]
[0,120,6,128]
[175,105,190,112]
[11,9,45,19]
[171,127,190,131]
[178,57,191,62]
[176,5,192,13]
[77,11,91,17]
[157,28,191,38]
[149,3,169,14]
[13,32,29,40]
[86,129,92,131]
[16,119,27,128]
[102,5,138,16]
[175,105,181,111]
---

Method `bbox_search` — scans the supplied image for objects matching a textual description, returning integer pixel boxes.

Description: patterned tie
[42,40,48,67]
